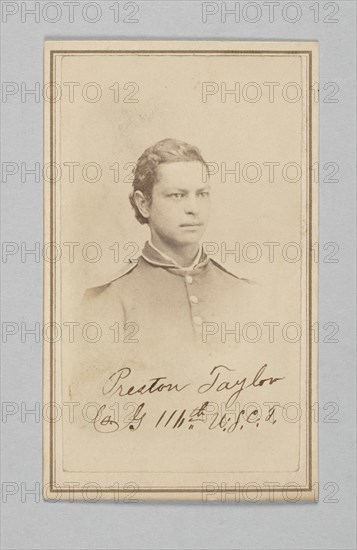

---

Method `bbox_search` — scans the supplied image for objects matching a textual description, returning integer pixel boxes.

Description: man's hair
[129,138,209,225]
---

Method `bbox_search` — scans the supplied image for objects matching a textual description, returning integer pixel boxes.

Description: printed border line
[48,48,314,494]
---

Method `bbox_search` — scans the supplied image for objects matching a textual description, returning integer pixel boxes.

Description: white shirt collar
[148,240,202,271]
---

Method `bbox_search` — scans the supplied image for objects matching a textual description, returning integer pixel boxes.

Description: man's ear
[134,190,150,220]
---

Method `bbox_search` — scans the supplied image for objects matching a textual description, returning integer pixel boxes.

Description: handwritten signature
[91,364,284,434]
[198,364,284,407]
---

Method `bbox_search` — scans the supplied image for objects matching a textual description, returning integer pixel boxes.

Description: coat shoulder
[83,261,138,301]
[209,258,256,285]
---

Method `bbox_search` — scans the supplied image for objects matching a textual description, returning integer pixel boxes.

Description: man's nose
[184,196,199,215]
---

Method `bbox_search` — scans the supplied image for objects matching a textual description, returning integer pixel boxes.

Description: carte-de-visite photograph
[43,40,318,501]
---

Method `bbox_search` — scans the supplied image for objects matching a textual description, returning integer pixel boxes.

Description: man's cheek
[163,207,178,222]
[202,205,210,222]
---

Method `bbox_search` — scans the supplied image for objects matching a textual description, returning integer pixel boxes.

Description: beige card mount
[43,40,319,502]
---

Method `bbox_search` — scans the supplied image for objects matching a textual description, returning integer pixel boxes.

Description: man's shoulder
[84,260,139,301]
[208,258,256,285]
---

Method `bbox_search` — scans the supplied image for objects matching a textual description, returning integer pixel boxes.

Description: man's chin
[176,235,202,247]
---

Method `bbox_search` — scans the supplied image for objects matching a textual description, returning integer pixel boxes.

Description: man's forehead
[156,161,207,187]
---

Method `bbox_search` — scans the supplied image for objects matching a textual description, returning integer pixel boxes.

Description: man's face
[147,161,211,248]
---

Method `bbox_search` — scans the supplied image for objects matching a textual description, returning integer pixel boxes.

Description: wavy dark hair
[129,138,209,224]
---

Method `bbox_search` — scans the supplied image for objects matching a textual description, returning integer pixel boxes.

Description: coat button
[190,295,198,304]
[185,275,193,284]
[193,315,203,326]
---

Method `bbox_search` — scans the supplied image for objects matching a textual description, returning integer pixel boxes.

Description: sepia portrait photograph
[83,136,256,350]
[43,40,319,501]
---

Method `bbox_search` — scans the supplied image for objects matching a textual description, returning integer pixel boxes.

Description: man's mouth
[180,223,203,227]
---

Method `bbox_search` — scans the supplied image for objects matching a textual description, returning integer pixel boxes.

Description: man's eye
[199,191,210,198]
[170,193,184,199]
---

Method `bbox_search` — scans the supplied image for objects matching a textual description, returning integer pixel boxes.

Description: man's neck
[150,235,200,268]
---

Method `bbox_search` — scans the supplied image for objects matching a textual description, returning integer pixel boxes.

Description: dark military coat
[84,241,254,350]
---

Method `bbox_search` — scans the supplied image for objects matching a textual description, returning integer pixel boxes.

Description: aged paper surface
[43,40,318,501]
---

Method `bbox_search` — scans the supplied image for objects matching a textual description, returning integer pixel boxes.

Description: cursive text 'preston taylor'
[101,364,284,407]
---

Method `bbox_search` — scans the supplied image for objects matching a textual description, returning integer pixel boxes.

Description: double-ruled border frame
[43,41,318,501]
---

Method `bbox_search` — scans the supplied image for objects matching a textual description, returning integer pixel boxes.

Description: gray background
[1,1,356,549]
